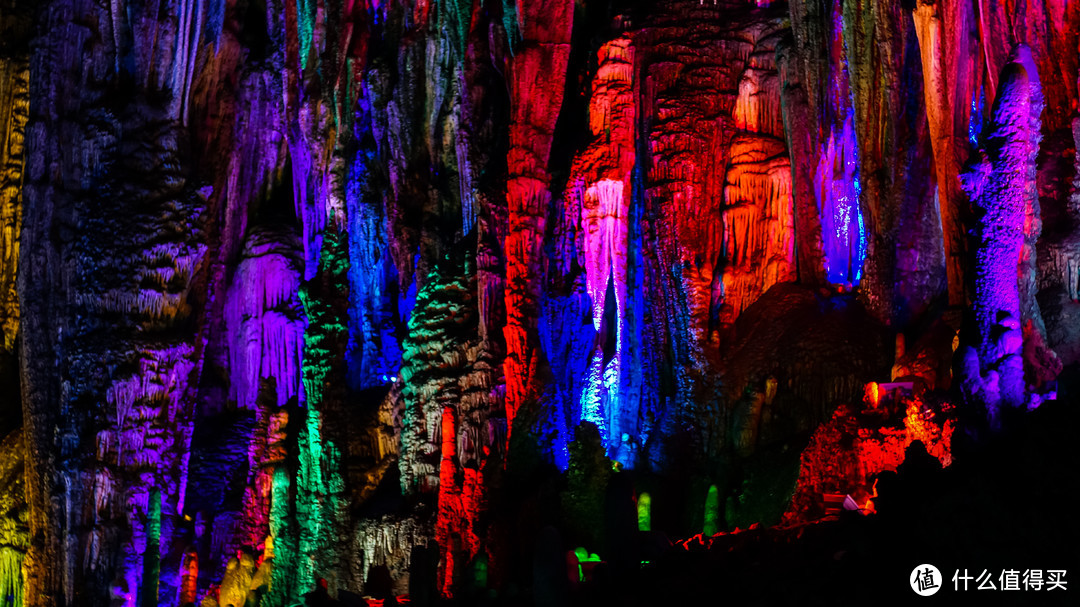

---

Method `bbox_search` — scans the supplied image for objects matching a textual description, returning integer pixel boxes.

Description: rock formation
[0,0,1077,604]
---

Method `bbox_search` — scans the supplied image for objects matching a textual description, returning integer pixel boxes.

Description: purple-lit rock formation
[960,46,1058,415]
[0,0,1078,605]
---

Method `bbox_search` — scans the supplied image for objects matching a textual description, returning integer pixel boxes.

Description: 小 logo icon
[911,564,942,596]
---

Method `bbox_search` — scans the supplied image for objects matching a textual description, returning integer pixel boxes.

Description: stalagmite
[636,492,651,532]
[960,46,1043,412]
[703,485,721,537]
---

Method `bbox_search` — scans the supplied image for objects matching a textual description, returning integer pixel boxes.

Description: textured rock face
[1,0,1079,604]
[960,47,1057,414]
[0,57,25,357]
[0,3,30,449]
[502,0,575,444]
[783,386,954,524]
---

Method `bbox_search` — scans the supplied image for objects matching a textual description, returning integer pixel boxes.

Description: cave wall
[0,0,1077,605]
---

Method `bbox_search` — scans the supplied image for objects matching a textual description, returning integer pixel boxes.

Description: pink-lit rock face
[4,1,1079,605]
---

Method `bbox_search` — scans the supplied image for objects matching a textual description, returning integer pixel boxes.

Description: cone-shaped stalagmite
[960,46,1043,414]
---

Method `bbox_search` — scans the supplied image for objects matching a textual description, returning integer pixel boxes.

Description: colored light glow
[580,351,609,438]
[344,104,406,392]
[637,492,652,532]
[865,382,881,408]
[703,485,720,536]
[572,548,603,583]
[785,386,953,525]
[179,552,197,606]
[817,111,867,285]
[969,88,984,146]
[10,4,1059,604]
[139,491,161,607]
[296,0,315,70]
[0,548,23,607]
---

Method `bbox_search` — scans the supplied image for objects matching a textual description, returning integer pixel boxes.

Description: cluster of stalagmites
[0,0,1077,605]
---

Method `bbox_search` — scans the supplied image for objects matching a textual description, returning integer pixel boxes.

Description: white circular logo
[910,564,942,596]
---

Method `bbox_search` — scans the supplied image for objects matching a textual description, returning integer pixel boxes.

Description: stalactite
[469,0,510,354]
[18,2,211,602]
[912,0,978,307]
[0,58,27,353]
[776,35,827,287]
[703,485,720,537]
[892,76,947,327]
[432,406,485,598]
[180,550,197,606]
[66,143,203,604]
[207,68,289,294]
[225,229,306,411]
[636,492,651,532]
[638,2,749,448]
[565,36,636,460]
[0,432,27,607]
[503,0,574,444]
[345,82,403,392]
[787,0,869,291]
[139,490,161,607]
[294,230,350,599]
[352,516,430,598]
[97,346,197,470]
[810,112,864,287]
[289,126,334,282]
[400,265,475,494]
[396,252,495,596]
[842,0,931,322]
[0,548,23,607]
[266,466,295,607]
[721,135,795,324]
[435,405,458,595]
